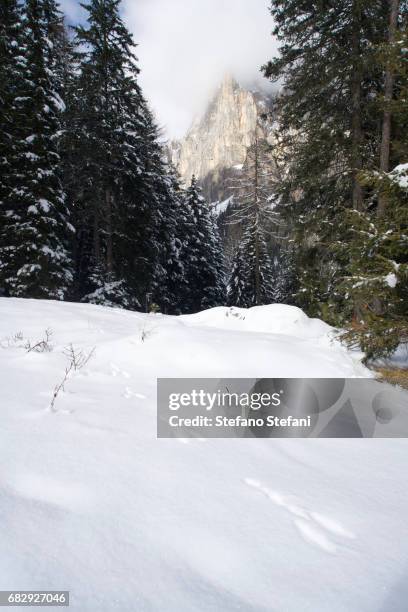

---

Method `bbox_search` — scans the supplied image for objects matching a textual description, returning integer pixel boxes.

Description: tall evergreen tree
[262,0,389,318]
[227,220,274,308]
[150,163,186,314]
[270,247,297,305]
[181,176,225,312]
[377,0,401,216]
[72,0,186,311]
[227,131,276,307]
[0,0,73,299]
[262,0,408,357]
[72,0,154,308]
[0,0,26,258]
[332,23,408,359]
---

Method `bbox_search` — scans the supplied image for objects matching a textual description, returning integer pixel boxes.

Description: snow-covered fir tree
[332,168,408,359]
[71,0,154,308]
[0,0,26,256]
[181,176,225,312]
[43,0,75,105]
[262,0,389,317]
[270,247,297,305]
[70,0,187,311]
[0,0,73,299]
[332,27,408,359]
[227,131,277,307]
[262,0,408,358]
[228,220,274,307]
[150,163,186,314]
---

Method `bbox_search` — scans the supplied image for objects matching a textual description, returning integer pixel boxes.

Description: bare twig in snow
[25,328,53,353]
[50,345,95,412]
[139,321,156,343]
[0,331,25,349]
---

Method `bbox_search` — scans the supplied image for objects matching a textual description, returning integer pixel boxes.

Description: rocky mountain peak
[169,74,273,202]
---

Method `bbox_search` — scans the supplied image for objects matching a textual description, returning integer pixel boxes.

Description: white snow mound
[1,298,405,612]
[182,304,332,337]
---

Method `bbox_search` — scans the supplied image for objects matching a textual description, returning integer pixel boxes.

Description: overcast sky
[60,0,277,139]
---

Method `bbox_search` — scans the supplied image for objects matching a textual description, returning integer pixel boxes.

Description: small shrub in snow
[139,322,156,343]
[0,329,53,352]
[50,344,95,412]
[0,331,25,349]
[25,328,53,353]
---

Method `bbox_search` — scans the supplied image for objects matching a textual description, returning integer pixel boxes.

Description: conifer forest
[2,4,408,610]
[1,0,407,360]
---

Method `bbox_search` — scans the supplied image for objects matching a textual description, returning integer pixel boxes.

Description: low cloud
[123,0,277,138]
[60,0,278,139]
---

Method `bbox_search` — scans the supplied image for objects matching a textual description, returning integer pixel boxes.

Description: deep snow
[0,298,407,612]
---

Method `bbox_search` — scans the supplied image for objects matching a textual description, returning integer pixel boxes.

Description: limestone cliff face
[169,74,272,202]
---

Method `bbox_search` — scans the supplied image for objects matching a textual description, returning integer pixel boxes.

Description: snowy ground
[0,298,407,611]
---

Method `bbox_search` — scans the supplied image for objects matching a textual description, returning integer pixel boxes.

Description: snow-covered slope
[1,298,407,611]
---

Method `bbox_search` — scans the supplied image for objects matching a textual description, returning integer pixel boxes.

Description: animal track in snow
[244,478,355,554]
[110,363,131,379]
[294,519,337,554]
[310,511,355,539]
[122,386,146,400]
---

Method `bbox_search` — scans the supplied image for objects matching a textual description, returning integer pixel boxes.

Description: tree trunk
[377,0,399,217]
[253,133,260,304]
[105,187,113,274]
[93,203,100,264]
[351,0,363,211]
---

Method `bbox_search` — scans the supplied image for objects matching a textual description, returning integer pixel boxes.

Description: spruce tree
[0,0,26,265]
[66,0,188,312]
[332,25,408,359]
[262,0,407,357]
[0,0,73,299]
[73,0,151,308]
[227,131,276,307]
[271,247,297,305]
[262,0,389,318]
[181,176,225,312]
[150,164,186,314]
[227,220,274,308]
